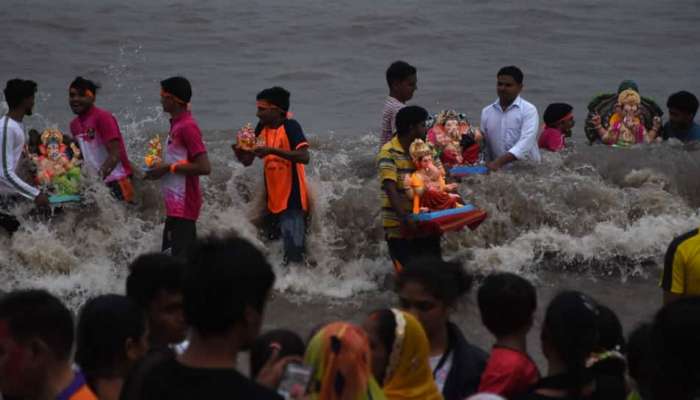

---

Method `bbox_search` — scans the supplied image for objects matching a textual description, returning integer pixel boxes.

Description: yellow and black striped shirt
[377,136,415,239]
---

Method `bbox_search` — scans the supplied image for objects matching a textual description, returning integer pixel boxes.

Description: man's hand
[34,192,50,208]
[255,344,304,390]
[253,146,275,158]
[400,215,418,236]
[486,160,500,171]
[144,164,170,180]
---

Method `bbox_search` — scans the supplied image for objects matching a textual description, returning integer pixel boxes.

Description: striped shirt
[0,115,40,199]
[377,136,414,238]
[661,228,700,296]
[381,96,405,145]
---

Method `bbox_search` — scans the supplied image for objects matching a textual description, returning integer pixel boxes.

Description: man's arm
[99,139,121,179]
[1,124,47,206]
[383,180,408,220]
[254,146,309,164]
[232,144,255,166]
[489,105,539,171]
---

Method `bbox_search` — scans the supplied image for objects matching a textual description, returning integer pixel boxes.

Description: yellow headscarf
[305,322,387,400]
[382,310,443,400]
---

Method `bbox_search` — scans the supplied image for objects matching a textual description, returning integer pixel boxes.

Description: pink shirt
[161,111,206,221]
[70,106,133,182]
[538,126,565,152]
[479,347,540,398]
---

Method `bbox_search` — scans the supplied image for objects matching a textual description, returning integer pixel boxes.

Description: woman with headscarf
[305,322,386,400]
[363,309,443,400]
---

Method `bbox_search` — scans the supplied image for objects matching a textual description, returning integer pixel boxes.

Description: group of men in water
[0,77,310,264]
[378,60,700,285]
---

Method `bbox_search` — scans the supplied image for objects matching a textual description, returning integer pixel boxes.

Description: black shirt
[517,372,626,400]
[132,357,282,400]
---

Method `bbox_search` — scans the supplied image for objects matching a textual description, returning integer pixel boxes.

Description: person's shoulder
[284,118,304,133]
[519,97,537,112]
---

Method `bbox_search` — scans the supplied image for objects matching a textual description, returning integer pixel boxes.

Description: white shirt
[429,351,454,393]
[381,96,405,145]
[480,96,541,162]
[0,116,40,199]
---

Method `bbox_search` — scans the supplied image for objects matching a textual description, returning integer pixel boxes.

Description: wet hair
[386,61,417,88]
[75,295,146,381]
[69,76,100,96]
[256,86,290,112]
[397,257,473,307]
[541,291,599,398]
[250,329,305,379]
[0,289,73,361]
[627,323,652,400]
[650,297,700,400]
[160,76,192,103]
[395,105,428,137]
[126,253,185,309]
[3,79,37,109]
[369,309,397,360]
[595,304,625,352]
[183,234,275,335]
[477,272,536,337]
[497,65,524,84]
[667,91,699,117]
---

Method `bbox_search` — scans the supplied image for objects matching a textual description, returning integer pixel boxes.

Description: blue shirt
[480,96,541,162]
[663,121,700,143]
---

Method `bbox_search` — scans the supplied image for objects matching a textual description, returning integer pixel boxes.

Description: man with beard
[0,79,49,235]
[68,77,134,202]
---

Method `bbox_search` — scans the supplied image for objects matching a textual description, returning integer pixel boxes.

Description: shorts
[107,177,135,203]
[386,235,442,272]
[162,217,197,258]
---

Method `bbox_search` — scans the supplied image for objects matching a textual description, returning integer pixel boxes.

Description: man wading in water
[234,87,310,265]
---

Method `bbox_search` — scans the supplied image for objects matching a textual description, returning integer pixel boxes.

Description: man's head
[0,290,73,398]
[75,295,148,380]
[68,77,99,115]
[256,86,290,127]
[543,102,575,135]
[3,79,37,116]
[496,66,524,105]
[666,91,698,131]
[395,105,429,142]
[386,61,417,103]
[126,253,187,347]
[160,76,192,115]
[478,272,537,339]
[184,234,275,349]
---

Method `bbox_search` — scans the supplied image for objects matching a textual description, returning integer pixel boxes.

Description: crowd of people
[1,61,699,399]
[0,235,699,400]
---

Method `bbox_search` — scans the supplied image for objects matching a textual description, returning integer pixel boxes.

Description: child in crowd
[538,103,574,152]
[477,272,539,399]
[75,295,149,400]
[588,304,626,387]
[381,61,417,145]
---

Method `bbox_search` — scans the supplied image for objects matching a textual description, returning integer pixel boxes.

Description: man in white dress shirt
[480,66,540,171]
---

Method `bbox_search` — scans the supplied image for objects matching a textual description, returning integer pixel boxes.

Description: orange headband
[161,89,188,105]
[84,89,95,99]
[256,100,293,118]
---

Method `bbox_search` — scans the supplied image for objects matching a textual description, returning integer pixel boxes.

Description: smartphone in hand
[277,363,313,399]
